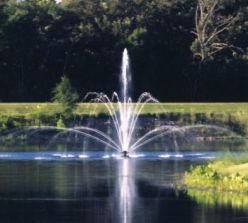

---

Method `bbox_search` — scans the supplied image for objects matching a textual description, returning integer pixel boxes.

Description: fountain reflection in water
[121,160,128,223]
[0,49,241,223]
[114,158,137,223]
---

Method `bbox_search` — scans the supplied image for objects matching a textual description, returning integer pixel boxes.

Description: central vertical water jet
[83,48,160,155]
[121,48,129,103]
[27,49,234,158]
[119,49,131,156]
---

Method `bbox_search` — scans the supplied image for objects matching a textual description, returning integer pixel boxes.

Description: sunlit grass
[0,102,248,115]
[186,155,248,209]
[184,155,248,194]
[210,154,248,176]
[0,103,248,135]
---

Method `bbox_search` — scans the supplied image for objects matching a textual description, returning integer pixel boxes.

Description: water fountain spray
[84,48,159,156]
[25,48,236,157]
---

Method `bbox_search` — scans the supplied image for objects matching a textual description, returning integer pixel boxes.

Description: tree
[52,75,79,118]
[0,0,248,102]
[191,0,236,62]
[189,0,238,100]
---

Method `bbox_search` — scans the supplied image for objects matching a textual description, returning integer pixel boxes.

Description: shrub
[52,75,79,118]
[184,163,248,194]
[56,117,65,128]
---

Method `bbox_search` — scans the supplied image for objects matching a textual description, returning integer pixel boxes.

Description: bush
[184,163,248,193]
[52,75,79,118]
[56,117,66,128]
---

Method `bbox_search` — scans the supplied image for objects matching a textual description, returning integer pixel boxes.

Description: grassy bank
[1,103,248,116]
[0,103,248,135]
[184,155,248,194]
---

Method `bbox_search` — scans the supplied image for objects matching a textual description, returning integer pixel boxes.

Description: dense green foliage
[0,0,247,102]
[184,158,248,194]
[52,75,79,117]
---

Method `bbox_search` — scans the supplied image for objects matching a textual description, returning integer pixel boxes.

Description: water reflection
[187,189,248,210]
[0,155,246,223]
[117,159,136,223]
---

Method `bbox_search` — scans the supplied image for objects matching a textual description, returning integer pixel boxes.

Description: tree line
[0,0,248,102]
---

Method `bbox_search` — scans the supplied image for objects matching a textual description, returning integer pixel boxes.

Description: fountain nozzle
[121,151,129,158]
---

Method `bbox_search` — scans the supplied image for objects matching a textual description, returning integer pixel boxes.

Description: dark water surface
[0,149,247,223]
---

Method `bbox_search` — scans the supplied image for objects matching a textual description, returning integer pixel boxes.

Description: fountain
[83,48,160,156]
[2,48,237,157]
[81,49,235,156]
[0,49,244,223]
[0,49,242,223]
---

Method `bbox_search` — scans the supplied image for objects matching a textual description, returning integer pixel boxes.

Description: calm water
[0,145,247,223]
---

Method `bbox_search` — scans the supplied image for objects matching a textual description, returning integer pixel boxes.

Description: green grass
[0,103,59,116]
[184,156,248,208]
[223,163,248,176]
[212,154,248,176]
[0,102,248,115]
[184,157,248,194]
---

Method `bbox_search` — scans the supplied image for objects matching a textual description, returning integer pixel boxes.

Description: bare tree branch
[192,0,236,61]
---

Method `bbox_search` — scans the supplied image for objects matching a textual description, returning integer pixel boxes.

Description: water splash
[81,49,237,155]
[83,48,159,155]
[7,48,238,155]
[121,48,130,103]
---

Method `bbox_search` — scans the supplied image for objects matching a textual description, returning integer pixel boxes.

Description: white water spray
[121,48,129,103]
[120,49,132,154]
[84,48,160,155]
[22,48,236,157]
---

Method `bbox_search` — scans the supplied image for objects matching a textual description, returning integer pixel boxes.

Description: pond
[0,142,247,223]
